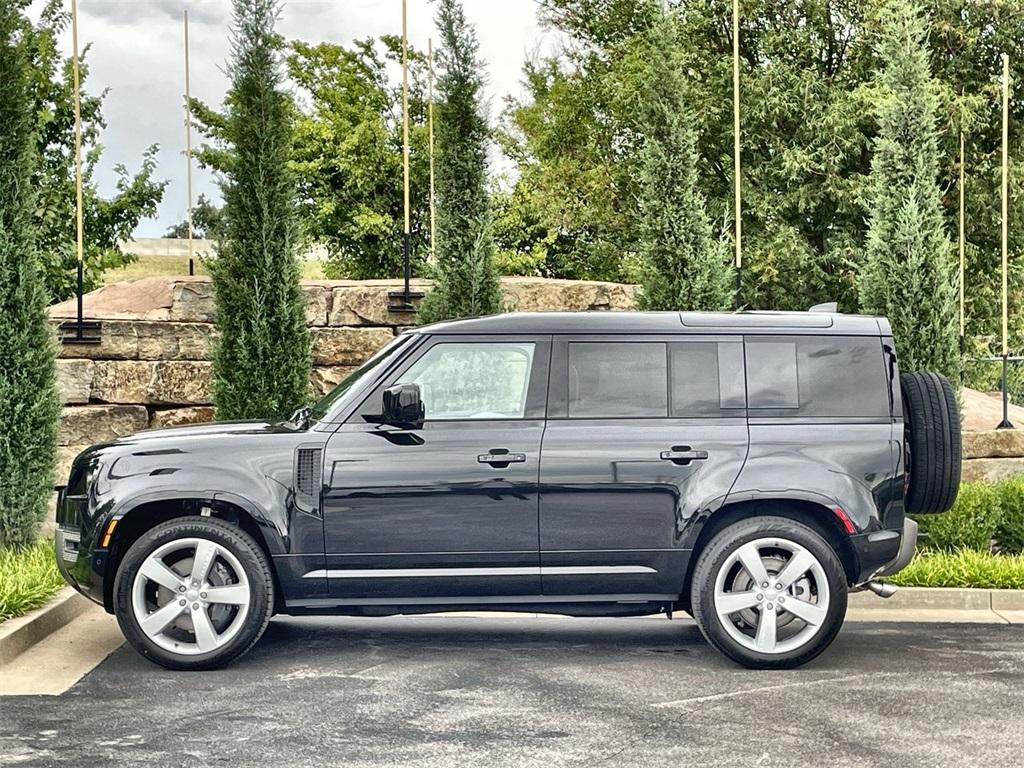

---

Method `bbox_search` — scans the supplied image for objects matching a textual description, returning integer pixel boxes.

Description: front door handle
[478,449,527,468]
[659,446,709,465]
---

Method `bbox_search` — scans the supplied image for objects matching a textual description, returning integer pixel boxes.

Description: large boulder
[311,327,395,366]
[149,406,216,428]
[56,359,94,404]
[91,361,212,404]
[58,404,148,446]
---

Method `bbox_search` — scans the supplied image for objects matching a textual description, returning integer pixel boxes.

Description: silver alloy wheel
[712,537,830,654]
[131,537,251,656]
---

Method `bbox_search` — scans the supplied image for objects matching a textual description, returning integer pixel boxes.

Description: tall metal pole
[184,10,195,277]
[998,54,1014,429]
[71,0,85,339]
[732,0,742,309]
[428,38,436,264]
[959,131,966,343]
[401,0,412,304]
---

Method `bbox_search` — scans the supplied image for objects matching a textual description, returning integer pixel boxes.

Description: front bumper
[54,486,109,609]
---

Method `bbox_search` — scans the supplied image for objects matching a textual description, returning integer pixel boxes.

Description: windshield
[309,333,416,421]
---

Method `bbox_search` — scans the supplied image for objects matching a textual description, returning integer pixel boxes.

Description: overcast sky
[28,0,554,237]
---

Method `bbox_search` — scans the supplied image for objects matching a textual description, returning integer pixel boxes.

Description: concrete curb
[847,587,1024,623]
[0,587,89,666]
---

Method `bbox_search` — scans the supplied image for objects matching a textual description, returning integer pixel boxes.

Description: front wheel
[113,517,274,670]
[690,517,847,669]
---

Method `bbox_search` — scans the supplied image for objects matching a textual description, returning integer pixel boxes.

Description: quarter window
[397,342,535,420]
[746,336,889,417]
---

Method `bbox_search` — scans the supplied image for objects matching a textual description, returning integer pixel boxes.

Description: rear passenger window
[669,341,746,415]
[569,342,667,417]
[746,336,889,417]
[567,340,746,418]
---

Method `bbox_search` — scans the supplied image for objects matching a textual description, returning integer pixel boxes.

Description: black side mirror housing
[380,383,425,429]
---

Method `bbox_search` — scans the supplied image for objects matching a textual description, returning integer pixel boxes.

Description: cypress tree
[636,13,732,312]
[418,0,501,323]
[859,1,959,379]
[0,1,60,549]
[211,0,310,420]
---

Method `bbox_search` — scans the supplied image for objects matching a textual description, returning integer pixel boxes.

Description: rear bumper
[849,517,918,583]
[874,517,918,578]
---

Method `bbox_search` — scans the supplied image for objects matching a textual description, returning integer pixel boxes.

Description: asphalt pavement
[2,615,1023,767]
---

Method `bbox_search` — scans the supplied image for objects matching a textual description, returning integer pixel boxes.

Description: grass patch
[0,539,65,624]
[889,549,1024,589]
[103,254,325,283]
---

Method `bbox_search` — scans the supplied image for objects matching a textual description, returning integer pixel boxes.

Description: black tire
[690,516,848,670]
[113,517,274,671]
[901,371,961,514]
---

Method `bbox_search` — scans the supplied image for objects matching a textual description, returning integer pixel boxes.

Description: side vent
[295,446,323,515]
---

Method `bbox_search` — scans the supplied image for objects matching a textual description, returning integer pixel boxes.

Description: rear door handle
[659,446,709,465]
[478,449,527,468]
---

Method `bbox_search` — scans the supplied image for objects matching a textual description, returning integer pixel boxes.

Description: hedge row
[913,477,1024,553]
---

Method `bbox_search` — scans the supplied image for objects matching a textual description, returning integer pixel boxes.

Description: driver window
[397,342,536,420]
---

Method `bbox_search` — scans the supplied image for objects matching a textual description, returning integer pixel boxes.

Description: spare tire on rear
[900,371,961,514]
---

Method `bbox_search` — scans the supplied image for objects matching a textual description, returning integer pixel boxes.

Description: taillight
[832,506,856,535]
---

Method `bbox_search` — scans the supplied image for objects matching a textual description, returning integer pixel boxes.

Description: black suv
[56,311,960,670]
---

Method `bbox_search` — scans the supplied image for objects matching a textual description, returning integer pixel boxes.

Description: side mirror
[380,383,424,429]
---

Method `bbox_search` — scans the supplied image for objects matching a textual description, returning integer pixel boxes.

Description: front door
[321,335,551,601]
[539,336,749,597]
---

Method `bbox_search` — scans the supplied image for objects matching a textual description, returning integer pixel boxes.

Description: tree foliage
[289,37,431,279]
[634,12,732,311]
[859,1,959,379]
[210,0,310,421]
[163,193,224,240]
[191,35,431,280]
[418,0,501,323]
[0,0,60,549]
[501,0,1022,345]
[25,0,166,301]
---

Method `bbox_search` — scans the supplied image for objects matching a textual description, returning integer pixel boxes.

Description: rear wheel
[113,517,274,670]
[691,517,847,669]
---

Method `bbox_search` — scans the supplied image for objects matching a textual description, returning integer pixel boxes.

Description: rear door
[538,335,749,597]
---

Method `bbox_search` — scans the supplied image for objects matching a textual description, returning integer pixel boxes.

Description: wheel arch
[103,496,280,613]
[680,497,858,608]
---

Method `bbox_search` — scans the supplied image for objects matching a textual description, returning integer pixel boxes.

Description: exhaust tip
[865,580,898,598]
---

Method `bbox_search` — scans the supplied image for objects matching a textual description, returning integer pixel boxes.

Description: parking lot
[2,616,1023,767]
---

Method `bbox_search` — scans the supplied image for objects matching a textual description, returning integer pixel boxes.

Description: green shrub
[0,3,61,550]
[915,482,1002,552]
[889,549,1024,589]
[995,477,1024,554]
[0,539,65,623]
[210,0,311,421]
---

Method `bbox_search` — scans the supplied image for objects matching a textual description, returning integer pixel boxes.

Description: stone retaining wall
[48,275,1023,484]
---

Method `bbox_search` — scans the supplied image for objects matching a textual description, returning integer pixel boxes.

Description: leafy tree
[418,0,501,323]
[633,12,732,311]
[0,1,60,549]
[289,38,431,279]
[190,36,431,280]
[859,1,959,379]
[163,194,224,240]
[211,0,310,421]
[26,0,166,301]
[503,0,1023,333]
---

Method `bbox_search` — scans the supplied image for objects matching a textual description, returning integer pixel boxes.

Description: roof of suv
[418,311,890,336]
